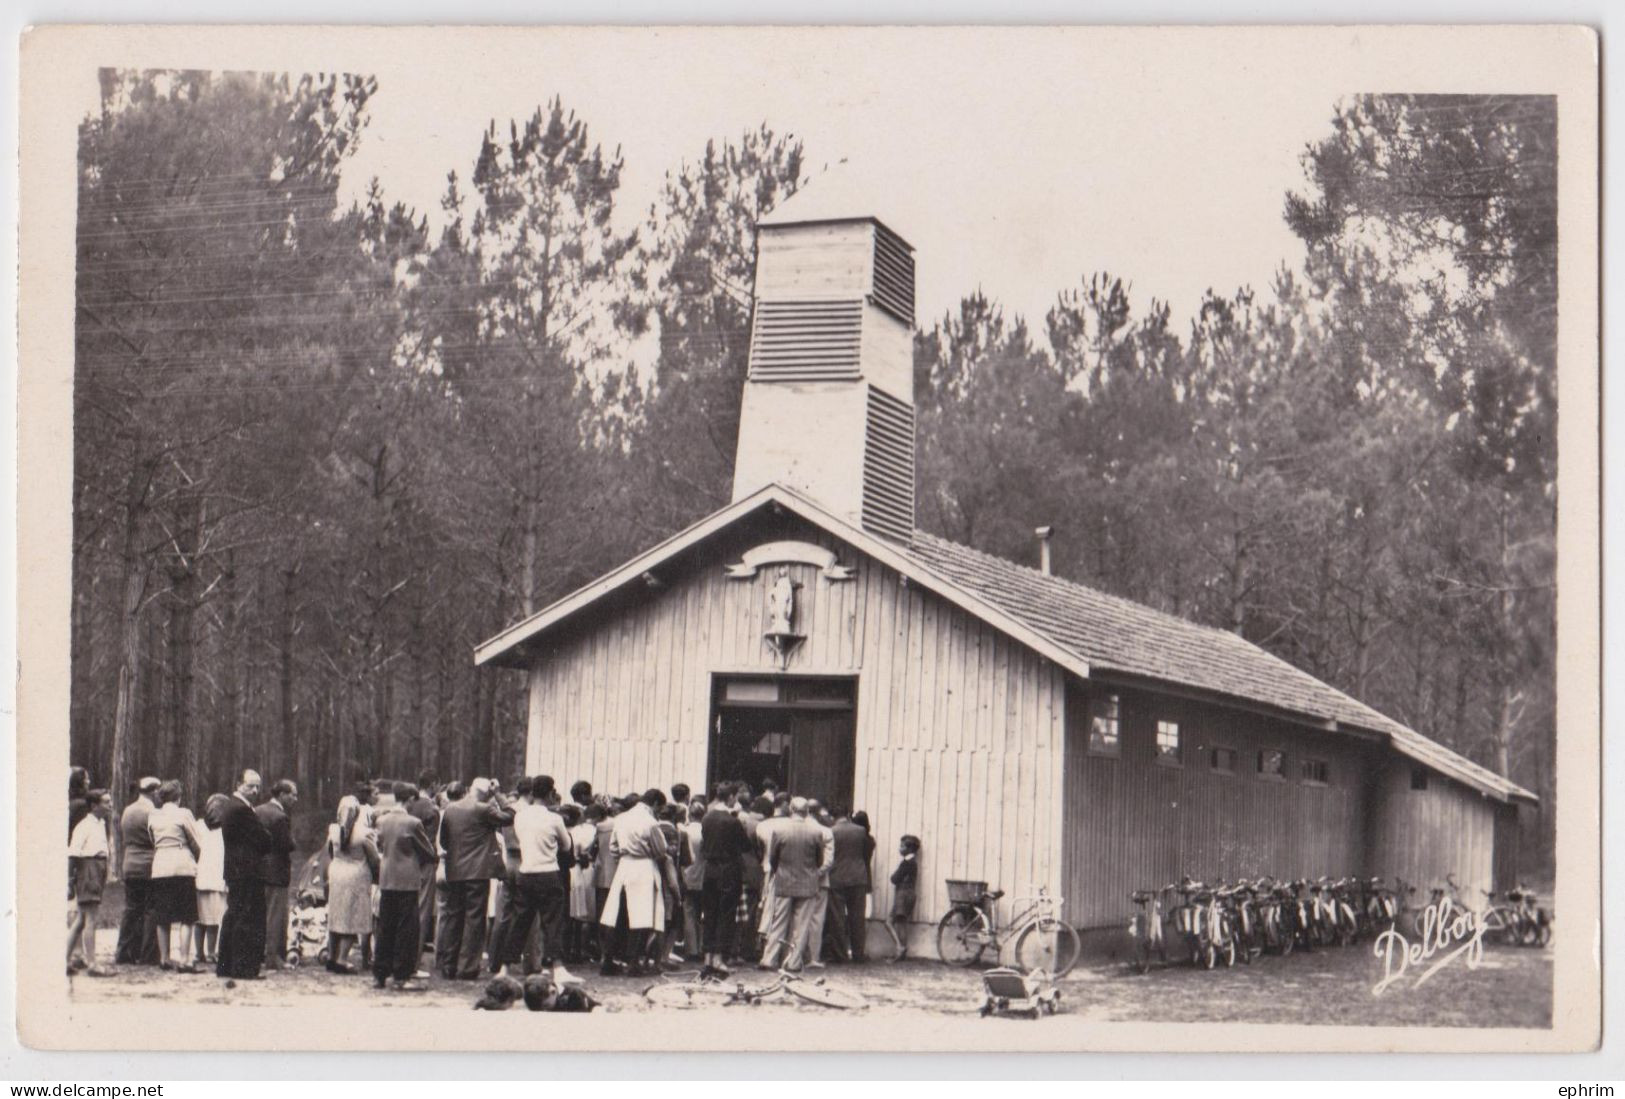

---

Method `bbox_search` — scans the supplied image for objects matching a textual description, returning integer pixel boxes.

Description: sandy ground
[68,926,1552,1028]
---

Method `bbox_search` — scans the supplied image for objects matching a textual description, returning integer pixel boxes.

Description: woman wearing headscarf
[325,795,378,974]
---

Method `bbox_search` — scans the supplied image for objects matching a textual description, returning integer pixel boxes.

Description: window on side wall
[1155,720,1181,766]
[1300,758,1329,786]
[1257,749,1286,781]
[1209,746,1237,775]
[1410,767,1430,791]
[1087,694,1121,757]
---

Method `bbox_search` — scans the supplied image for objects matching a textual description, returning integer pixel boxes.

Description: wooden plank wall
[1364,760,1498,900]
[1061,682,1372,929]
[523,514,1066,931]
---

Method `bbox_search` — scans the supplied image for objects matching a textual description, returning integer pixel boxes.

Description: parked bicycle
[1221,881,1263,964]
[1510,884,1553,946]
[1127,887,1170,974]
[936,879,1081,976]
[1480,885,1553,947]
[1190,880,1237,969]
[1253,878,1297,956]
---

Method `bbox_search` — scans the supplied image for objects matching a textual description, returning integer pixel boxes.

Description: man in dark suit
[764,797,833,972]
[255,779,299,970]
[436,777,514,979]
[828,810,876,962]
[698,781,750,977]
[215,769,273,980]
[114,777,161,966]
[373,782,436,991]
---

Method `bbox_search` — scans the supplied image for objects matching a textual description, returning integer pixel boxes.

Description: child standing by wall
[884,834,920,962]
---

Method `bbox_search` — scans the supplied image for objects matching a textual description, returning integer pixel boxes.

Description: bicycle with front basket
[936,879,1082,976]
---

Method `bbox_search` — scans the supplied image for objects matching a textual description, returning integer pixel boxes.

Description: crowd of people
[66,764,925,994]
[68,766,298,982]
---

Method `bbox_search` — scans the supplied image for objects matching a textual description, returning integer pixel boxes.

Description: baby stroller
[978,966,1062,1019]
[286,847,332,969]
[287,896,331,968]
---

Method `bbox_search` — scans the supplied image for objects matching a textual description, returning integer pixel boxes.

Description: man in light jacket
[763,798,833,972]
[373,782,436,991]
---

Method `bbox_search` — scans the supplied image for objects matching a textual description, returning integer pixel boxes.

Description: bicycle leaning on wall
[935,879,1082,976]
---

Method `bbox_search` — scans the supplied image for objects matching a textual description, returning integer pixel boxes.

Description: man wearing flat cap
[114,777,162,966]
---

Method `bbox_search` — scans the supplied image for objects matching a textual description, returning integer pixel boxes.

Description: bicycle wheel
[936,907,988,967]
[644,980,737,1009]
[1200,941,1217,970]
[789,978,869,1011]
[1015,917,1081,977]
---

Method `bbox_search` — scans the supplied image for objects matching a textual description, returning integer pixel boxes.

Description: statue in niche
[766,565,797,636]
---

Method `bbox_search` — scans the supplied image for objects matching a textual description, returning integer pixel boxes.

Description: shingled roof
[906,530,1535,804]
[476,482,1534,805]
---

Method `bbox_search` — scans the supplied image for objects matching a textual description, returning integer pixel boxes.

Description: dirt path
[70,929,1551,1027]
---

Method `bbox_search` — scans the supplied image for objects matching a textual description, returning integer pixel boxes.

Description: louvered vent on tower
[870,223,915,327]
[748,299,864,382]
[862,385,916,543]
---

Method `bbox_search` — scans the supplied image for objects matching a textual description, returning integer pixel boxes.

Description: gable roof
[476,483,1534,804]
[474,483,1092,683]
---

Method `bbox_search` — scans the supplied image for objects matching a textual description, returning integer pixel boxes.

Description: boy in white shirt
[67,789,116,977]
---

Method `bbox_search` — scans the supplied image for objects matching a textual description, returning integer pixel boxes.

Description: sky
[327,28,1339,333]
[77,28,1350,334]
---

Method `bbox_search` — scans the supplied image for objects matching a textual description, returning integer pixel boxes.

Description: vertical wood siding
[1364,760,1498,900]
[523,514,1065,928]
[1060,682,1372,929]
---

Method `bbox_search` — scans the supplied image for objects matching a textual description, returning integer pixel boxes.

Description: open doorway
[708,676,857,809]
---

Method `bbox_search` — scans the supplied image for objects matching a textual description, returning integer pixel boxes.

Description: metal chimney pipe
[1035,526,1054,575]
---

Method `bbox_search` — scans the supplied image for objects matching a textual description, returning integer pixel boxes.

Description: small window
[1209,746,1237,774]
[1155,720,1181,765]
[1087,695,1121,756]
[1257,749,1286,781]
[1300,759,1329,786]
[1410,767,1430,791]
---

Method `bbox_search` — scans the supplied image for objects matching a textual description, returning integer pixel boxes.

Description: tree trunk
[170,496,202,799]
[170,592,197,797]
[216,552,239,796]
[1492,493,1515,778]
[522,502,538,617]
[109,540,147,830]
[279,562,300,786]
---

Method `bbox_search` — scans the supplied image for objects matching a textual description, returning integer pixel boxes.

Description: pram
[978,966,1062,1018]
[287,896,331,967]
[286,846,333,969]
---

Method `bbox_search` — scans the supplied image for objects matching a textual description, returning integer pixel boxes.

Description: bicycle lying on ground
[643,967,869,1010]
[936,880,1082,976]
